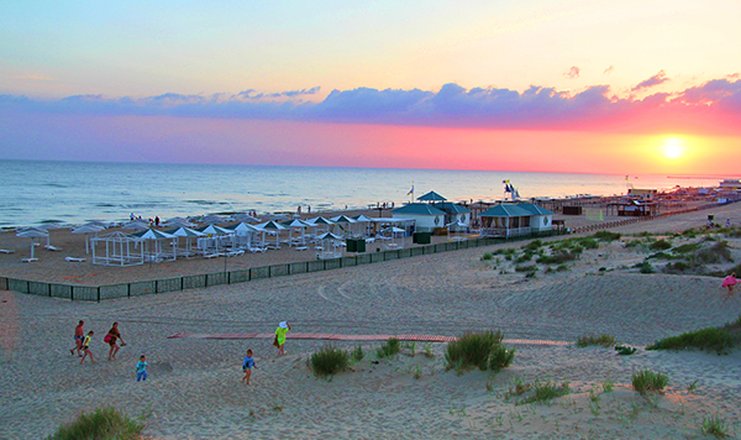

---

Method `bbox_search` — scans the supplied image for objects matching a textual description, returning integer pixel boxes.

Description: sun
[662,138,685,160]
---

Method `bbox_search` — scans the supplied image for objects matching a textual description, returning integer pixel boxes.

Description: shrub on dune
[49,407,144,440]
[445,331,515,372]
[632,369,668,395]
[310,346,350,377]
[576,334,616,348]
[647,327,736,354]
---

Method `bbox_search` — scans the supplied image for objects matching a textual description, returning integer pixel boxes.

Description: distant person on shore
[307,206,311,214]
[726,218,731,228]
[105,322,126,361]
[155,216,160,227]
[70,320,85,357]
[722,272,737,297]
[80,330,95,364]
[130,212,135,221]
[274,321,291,356]
[241,349,255,384]
[135,355,148,382]
[297,206,302,215]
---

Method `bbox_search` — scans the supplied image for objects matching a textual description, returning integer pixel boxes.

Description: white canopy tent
[282,219,314,247]
[381,226,408,249]
[133,229,177,262]
[353,214,373,237]
[91,231,144,266]
[198,224,234,256]
[16,227,49,262]
[330,215,357,238]
[316,232,344,260]
[168,227,205,257]
[233,222,265,251]
[258,220,287,249]
[71,223,106,254]
[307,216,335,236]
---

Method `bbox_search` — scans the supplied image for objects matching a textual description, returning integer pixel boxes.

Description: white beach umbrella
[199,224,234,236]
[122,220,150,231]
[201,214,229,224]
[72,223,106,254]
[16,227,49,260]
[168,227,205,255]
[163,217,197,228]
[233,213,260,223]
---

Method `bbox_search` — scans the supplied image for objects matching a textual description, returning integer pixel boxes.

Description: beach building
[628,188,658,200]
[391,203,445,232]
[479,203,554,238]
[436,202,471,231]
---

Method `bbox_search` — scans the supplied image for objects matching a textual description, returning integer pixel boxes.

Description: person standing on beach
[70,320,84,357]
[105,322,126,361]
[274,321,291,356]
[241,349,255,384]
[135,355,148,382]
[722,272,737,297]
[80,330,95,364]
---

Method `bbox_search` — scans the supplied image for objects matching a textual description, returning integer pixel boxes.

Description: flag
[406,184,414,196]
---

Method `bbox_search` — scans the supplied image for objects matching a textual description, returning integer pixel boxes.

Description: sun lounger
[0,249,15,254]
[65,256,86,263]
[44,245,62,251]
[203,253,220,259]
[226,250,245,257]
[21,257,38,263]
[295,246,308,251]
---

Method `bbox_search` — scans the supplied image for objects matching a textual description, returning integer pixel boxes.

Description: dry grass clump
[632,369,669,395]
[310,346,350,377]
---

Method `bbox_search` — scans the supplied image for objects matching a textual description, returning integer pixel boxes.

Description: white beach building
[391,203,445,232]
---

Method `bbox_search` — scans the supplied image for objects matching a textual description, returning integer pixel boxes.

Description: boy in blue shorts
[136,355,148,382]
[241,349,255,384]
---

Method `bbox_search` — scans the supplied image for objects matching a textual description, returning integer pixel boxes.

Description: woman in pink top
[721,272,737,297]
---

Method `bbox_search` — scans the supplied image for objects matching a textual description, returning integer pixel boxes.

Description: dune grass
[376,337,401,358]
[351,345,364,362]
[310,346,350,377]
[516,381,570,405]
[632,369,669,395]
[646,318,740,354]
[576,334,616,348]
[48,407,144,440]
[702,415,730,439]
[592,231,621,242]
[445,331,514,372]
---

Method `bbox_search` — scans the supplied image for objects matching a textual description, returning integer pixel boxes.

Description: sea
[0,160,728,228]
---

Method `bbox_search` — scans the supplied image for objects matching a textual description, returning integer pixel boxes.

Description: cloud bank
[1,77,739,134]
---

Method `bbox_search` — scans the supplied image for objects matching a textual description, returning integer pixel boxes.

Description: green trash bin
[346,238,357,252]
[355,238,366,253]
[413,232,431,244]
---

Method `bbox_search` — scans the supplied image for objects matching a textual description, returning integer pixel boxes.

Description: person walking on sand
[136,355,148,382]
[274,321,291,356]
[80,330,95,364]
[241,349,256,384]
[105,322,126,361]
[70,320,85,357]
[722,272,737,297]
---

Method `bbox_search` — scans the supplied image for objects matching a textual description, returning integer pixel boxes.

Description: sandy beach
[1,203,740,439]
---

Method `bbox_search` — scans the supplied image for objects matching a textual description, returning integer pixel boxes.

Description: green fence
[3,236,531,301]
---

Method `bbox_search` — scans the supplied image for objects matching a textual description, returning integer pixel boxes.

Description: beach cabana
[133,228,177,262]
[353,214,373,237]
[91,231,144,266]
[198,224,234,256]
[233,222,265,251]
[16,227,49,262]
[479,204,533,238]
[71,223,106,254]
[258,220,287,249]
[316,232,343,260]
[168,226,205,257]
[282,219,313,247]
[330,215,357,238]
[307,216,335,236]
[380,226,408,249]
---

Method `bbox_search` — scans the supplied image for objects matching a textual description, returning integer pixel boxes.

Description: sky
[0,0,739,175]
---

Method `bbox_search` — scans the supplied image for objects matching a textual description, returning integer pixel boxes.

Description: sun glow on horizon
[661,137,686,160]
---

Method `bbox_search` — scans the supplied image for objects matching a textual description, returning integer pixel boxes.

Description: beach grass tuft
[631,369,668,395]
[351,345,364,362]
[592,231,621,241]
[310,346,350,377]
[646,326,736,354]
[576,334,616,348]
[649,239,672,250]
[701,415,729,438]
[481,252,493,261]
[48,406,144,440]
[516,381,570,405]
[445,331,515,372]
[376,338,401,358]
[638,260,655,274]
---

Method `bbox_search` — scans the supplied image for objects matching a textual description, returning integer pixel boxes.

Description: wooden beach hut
[479,203,554,238]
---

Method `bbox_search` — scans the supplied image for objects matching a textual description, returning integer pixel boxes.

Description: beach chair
[65,256,86,263]
[44,245,62,252]
[21,257,38,263]
[0,249,15,254]
[295,246,308,251]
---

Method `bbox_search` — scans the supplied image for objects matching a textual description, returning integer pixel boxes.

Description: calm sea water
[0,160,725,228]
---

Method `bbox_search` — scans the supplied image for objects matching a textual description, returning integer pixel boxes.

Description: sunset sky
[1,0,739,175]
